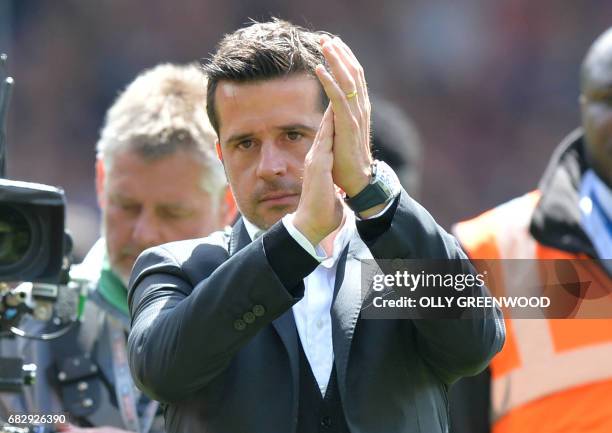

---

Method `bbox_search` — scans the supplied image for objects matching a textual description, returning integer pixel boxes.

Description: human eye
[111,197,140,214]
[237,139,254,150]
[286,131,304,141]
[158,206,193,220]
[120,203,141,216]
[123,203,139,212]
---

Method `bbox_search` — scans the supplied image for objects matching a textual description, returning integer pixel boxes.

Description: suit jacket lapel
[272,309,299,414]
[229,218,300,409]
[331,234,375,396]
[269,254,299,416]
[228,218,251,256]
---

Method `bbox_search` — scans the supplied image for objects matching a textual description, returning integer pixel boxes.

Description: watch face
[375,161,401,197]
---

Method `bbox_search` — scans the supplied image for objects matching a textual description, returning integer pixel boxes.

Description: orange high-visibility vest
[454,190,612,433]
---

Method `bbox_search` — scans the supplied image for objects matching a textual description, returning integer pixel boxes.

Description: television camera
[0,54,87,432]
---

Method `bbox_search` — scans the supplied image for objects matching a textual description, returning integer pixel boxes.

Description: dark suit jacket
[127,191,504,433]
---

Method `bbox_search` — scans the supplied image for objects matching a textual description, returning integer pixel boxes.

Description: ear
[215,141,223,163]
[223,186,238,226]
[95,158,106,209]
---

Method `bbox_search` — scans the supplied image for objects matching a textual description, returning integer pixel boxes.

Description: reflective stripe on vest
[453,190,612,422]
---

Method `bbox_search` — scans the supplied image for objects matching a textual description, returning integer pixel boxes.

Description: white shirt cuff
[282,213,327,262]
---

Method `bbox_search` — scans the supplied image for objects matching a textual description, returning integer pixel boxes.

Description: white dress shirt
[243,201,394,396]
[243,214,355,395]
[284,213,357,396]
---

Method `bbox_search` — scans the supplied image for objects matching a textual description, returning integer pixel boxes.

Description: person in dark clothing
[128,19,504,433]
[449,27,612,433]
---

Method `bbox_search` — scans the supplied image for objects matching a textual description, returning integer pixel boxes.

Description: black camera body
[0,54,74,411]
[0,55,67,286]
[0,53,70,331]
[0,179,66,284]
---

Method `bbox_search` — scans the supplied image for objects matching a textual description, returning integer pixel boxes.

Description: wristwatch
[344,160,401,214]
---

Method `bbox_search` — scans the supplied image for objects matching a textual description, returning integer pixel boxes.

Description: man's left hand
[315,35,373,198]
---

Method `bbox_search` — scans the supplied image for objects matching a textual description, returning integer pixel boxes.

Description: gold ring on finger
[345,90,358,99]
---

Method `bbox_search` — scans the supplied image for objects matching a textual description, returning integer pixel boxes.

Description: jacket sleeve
[127,222,318,403]
[449,369,492,433]
[357,190,505,384]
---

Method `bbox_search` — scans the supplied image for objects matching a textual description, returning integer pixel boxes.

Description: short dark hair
[202,18,330,135]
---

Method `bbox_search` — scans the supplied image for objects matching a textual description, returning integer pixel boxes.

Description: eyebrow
[109,192,134,203]
[225,132,254,145]
[110,193,191,209]
[278,124,318,134]
[225,123,318,145]
[156,205,194,217]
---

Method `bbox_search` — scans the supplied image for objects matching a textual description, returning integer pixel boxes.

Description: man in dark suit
[127,19,505,433]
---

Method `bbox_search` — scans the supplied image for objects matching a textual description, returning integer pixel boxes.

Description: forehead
[584,61,612,93]
[105,150,208,200]
[583,34,612,93]
[215,74,324,140]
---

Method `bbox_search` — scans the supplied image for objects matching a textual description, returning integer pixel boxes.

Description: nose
[132,210,162,248]
[256,141,287,180]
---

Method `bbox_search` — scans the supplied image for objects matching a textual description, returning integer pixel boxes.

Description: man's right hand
[293,105,344,246]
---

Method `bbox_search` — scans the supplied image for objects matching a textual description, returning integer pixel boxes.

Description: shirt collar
[70,238,130,317]
[579,169,612,260]
[242,217,265,241]
[242,211,356,269]
[582,170,612,221]
[98,256,130,316]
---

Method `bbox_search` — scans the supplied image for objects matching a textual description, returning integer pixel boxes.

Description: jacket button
[243,311,256,324]
[320,415,332,428]
[252,305,265,317]
[233,319,246,331]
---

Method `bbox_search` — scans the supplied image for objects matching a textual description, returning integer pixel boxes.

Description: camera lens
[0,204,31,266]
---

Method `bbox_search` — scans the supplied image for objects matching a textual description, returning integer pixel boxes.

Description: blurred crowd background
[1,0,611,259]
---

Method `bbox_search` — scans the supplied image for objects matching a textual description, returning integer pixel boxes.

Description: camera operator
[1,63,232,433]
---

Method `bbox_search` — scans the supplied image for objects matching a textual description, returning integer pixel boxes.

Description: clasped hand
[294,35,374,245]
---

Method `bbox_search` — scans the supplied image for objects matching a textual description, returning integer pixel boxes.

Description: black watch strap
[345,161,398,213]
[345,182,391,213]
